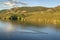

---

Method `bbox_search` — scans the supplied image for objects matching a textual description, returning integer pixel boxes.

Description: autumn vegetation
[0,6,60,26]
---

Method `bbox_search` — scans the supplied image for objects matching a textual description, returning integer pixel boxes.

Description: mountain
[0,6,60,14]
[0,6,48,14]
[0,6,60,25]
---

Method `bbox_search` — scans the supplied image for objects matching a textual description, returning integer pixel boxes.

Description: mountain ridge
[0,6,60,14]
[0,6,60,26]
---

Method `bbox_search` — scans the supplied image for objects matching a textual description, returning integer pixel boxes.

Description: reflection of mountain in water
[0,21,60,40]
[0,21,49,34]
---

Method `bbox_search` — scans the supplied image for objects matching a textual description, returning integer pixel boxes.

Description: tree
[9,15,17,21]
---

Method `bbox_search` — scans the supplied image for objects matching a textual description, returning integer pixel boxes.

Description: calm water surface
[0,21,60,40]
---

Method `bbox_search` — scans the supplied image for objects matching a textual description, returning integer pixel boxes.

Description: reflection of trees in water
[54,24,60,30]
[10,21,48,30]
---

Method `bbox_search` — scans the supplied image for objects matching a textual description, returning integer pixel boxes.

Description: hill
[0,6,60,26]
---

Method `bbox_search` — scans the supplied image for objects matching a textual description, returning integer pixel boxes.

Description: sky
[0,0,60,10]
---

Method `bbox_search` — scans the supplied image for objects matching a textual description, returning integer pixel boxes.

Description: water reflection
[0,20,60,34]
[0,21,14,32]
[0,21,60,40]
[0,21,48,34]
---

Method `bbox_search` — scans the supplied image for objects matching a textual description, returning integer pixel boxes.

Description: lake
[0,21,60,40]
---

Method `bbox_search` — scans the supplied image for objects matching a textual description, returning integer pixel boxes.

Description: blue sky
[0,0,60,10]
